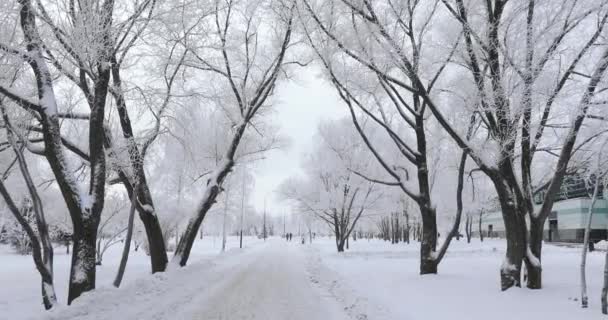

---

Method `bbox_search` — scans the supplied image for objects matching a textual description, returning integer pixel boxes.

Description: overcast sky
[250,66,347,216]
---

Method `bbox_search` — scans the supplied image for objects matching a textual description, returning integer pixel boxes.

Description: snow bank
[0,236,264,320]
[595,240,608,251]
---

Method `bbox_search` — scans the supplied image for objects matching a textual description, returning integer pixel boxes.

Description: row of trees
[297,0,608,293]
[2,0,608,315]
[0,0,296,309]
[285,1,608,315]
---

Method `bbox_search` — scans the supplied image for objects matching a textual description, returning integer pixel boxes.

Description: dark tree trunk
[478,211,484,242]
[111,58,168,274]
[138,206,167,273]
[602,248,608,314]
[337,238,345,252]
[114,148,168,274]
[492,179,527,290]
[526,217,544,289]
[114,186,138,288]
[174,119,252,267]
[415,109,440,275]
[68,223,98,304]
[465,215,472,243]
[174,184,223,266]
[420,207,438,274]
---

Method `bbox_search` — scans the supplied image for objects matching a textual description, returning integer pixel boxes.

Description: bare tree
[172,0,295,266]
[0,0,115,303]
[279,119,380,252]
[0,101,57,309]
[282,175,376,252]
[580,140,608,308]
[301,0,481,274]
[302,0,608,289]
[31,0,176,274]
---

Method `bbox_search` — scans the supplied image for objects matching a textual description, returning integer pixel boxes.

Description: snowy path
[43,240,350,320]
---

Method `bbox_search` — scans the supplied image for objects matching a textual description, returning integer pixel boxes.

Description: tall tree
[172,0,295,266]
[301,0,608,289]
[436,0,608,289]
[0,101,57,309]
[0,0,114,303]
[280,119,380,252]
[301,0,477,274]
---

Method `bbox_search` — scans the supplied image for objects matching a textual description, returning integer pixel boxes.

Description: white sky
[250,66,347,216]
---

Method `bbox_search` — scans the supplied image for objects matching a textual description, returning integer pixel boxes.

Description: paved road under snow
[185,241,349,320]
[44,240,350,320]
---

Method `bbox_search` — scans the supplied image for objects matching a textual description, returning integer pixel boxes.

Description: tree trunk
[113,185,138,288]
[580,178,600,307]
[173,181,225,266]
[478,210,484,242]
[526,217,544,289]
[68,224,98,304]
[138,208,167,273]
[111,58,168,274]
[0,115,58,309]
[413,109,440,275]
[602,248,608,314]
[337,238,345,252]
[405,213,410,244]
[420,209,438,274]
[494,188,527,290]
[0,180,57,310]
[465,216,472,243]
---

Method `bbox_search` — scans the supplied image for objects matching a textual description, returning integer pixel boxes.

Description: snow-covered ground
[0,236,265,319]
[2,236,606,319]
[308,238,607,320]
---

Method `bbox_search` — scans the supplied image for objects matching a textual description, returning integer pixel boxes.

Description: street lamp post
[240,169,245,249]
[263,197,267,241]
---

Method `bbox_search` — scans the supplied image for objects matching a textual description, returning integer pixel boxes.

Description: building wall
[476,198,608,242]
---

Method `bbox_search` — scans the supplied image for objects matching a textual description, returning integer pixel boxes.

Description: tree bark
[113,184,138,288]
[0,104,57,309]
[602,248,608,314]
[494,185,527,290]
[420,207,438,274]
[526,217,544,289]
[580,177,600,308]
[478,210,484,242]
[526,44,608,290]
[173,182,225,266]
[111,61,168,273]
[337,237,345,252]
[68,223,98,304]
